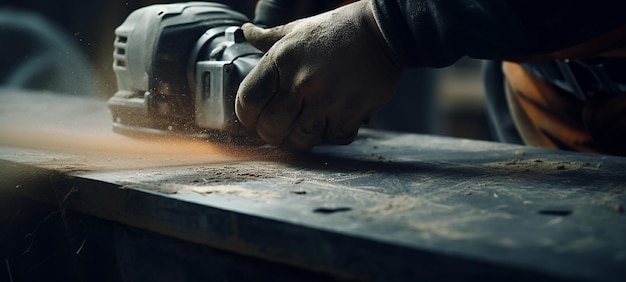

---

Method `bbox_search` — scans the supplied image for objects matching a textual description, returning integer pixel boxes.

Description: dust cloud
[0,89,275,173]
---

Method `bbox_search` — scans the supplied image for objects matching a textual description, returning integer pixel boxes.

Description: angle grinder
[108,2,263,143]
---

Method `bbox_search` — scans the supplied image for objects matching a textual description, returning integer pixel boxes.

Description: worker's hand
[236,0,403,150]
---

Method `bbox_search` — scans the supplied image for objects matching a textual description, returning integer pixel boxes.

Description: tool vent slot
[115,58,126,67]
[114,36,128,68]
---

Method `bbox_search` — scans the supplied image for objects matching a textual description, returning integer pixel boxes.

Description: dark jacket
[372,0,626,144]
[372,0,626,67]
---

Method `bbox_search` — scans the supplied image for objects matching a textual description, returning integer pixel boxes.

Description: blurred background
[0,0,490,141]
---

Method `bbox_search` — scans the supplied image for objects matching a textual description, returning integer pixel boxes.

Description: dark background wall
[1,0,257,98]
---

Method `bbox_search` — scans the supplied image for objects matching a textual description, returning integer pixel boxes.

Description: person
[234,0,626,156]
[252,0,441,136]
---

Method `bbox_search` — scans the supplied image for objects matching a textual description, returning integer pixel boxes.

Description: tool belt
[502,25,626,156]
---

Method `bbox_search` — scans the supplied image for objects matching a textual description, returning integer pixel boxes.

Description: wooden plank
[1,90,625,281]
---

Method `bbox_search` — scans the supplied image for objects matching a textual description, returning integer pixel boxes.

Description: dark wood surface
[1,90,625,281]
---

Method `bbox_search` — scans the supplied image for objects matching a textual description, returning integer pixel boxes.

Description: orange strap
[500,23,626,156]
[503,61,626,156]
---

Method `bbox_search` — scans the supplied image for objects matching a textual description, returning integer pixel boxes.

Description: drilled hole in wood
[313,207,351,214]
[538,209,572,216]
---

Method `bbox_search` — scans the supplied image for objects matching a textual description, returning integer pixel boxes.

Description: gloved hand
[236,0,403,149]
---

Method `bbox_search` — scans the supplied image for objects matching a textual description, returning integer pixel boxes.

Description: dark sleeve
[371,0,626,68]
[253,0,347,27]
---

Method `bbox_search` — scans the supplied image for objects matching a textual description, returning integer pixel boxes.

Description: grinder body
[108,2,262,142]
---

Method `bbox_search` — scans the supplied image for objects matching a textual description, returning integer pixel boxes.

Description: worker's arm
[236,0,626,149]
[374,0,626,67]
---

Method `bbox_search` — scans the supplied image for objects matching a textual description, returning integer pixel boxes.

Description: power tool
[108,2,263,143]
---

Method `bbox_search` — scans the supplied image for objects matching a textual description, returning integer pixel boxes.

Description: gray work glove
[236,0,403,150]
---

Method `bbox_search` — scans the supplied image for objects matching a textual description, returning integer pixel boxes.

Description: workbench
[1,90,625,281]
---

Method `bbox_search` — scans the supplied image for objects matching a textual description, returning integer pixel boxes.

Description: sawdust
[592,185,626,214]
[364,195,453,214]
[182,185,280,198]
[483,158,590,173]
[0,90,287,174]
[404,221,477,241]
[176,184,281,198]
[193,165,279,183]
